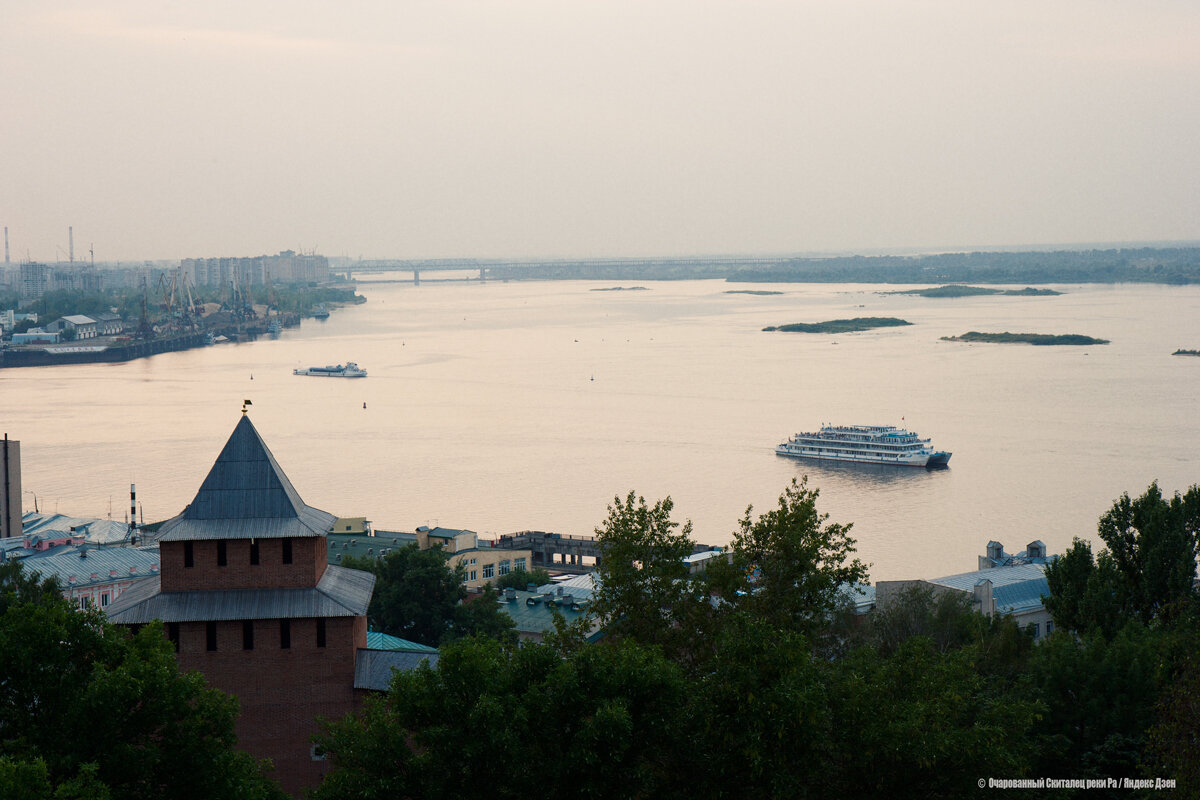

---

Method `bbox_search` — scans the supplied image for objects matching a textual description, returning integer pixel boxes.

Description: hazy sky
[4,1,1199,262]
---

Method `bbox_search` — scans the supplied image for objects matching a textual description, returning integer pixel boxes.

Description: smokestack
[4,227,8,264]
[130,483,137,539]
[69,226,74,263]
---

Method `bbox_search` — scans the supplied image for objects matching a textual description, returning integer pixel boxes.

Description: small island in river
[763,317,911,333]
[1172,349,1200,357]
[591,286,648,292]
[941,332,1109,346]
[885,285,1063,298]
[725,289,784,295]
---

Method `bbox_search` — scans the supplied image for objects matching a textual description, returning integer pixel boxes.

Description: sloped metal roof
[993,579,1051,614]
[365,630,439,653]
[927,563,1048,593]
[156,415,336,541]
[20,545,159,589]
[105,564,374,623]
[354,648,439,690]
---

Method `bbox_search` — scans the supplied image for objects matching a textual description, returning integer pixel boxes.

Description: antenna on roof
[242,399,253,415]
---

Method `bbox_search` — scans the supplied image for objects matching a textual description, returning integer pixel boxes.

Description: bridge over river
[339,255,796,283]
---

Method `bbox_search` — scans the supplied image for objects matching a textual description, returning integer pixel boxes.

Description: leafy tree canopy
[1045,482,1200,634]
[493,567,553,591]
[344,545,515,647]
[0,561,285,800]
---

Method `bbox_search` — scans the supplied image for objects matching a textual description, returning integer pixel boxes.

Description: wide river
[3,278,1198,581]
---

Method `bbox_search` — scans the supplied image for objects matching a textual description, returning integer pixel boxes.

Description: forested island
[885,285,1063,298]
[763,317,911,333]
[942,332,1109,346]
[1172,349,1200,356]
[725,289,784,295]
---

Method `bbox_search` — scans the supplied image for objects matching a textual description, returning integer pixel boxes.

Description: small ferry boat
[776,424,951,467]
[313,305,331,319]
[293,362,367,378]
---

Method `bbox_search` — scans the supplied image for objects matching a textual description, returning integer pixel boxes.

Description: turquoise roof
[366,630,439,653]
[495,589,603,641]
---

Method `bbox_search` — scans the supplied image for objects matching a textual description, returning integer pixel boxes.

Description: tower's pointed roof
[156,415,336,541]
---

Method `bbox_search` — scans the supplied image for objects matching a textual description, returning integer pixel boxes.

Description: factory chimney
[4,227,8,264]
[69,226,74,263]
[129,483,138,543]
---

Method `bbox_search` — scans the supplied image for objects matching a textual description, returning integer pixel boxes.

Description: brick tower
[108,413,374,796]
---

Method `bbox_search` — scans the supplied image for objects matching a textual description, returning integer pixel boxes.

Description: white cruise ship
[293,362,367,378]
[776,424,951,467]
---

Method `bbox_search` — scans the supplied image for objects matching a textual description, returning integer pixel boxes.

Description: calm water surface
[3,279,1198,581]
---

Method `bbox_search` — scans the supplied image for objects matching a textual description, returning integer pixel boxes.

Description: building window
[468,558,477,566]
[168,622,180,652]
[1030,623,1041,639]
[514,557,526,572]
[1046,621,1054,635]
[184,541,194,568]
[217,540,227,567]
[280,619,291,649]
[470,570,477,582]
[316,618,326,648]
[282,539,293,565]
[482,564,494,580]
[77,597,86,609]
[206,621,217,652]
[250,541,259,566]
[101,593,109,607]
[243,620,254,650]
[498,560,510,576]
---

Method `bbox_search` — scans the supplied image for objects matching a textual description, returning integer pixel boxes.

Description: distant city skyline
[4,1,1198,263]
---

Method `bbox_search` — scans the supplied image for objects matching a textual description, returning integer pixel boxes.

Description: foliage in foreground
[312,480,1200,799]
[0,562,285,800]
[343,545,516,647]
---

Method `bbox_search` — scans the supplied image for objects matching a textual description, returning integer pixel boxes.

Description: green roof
[495,589,603,641]
[366,630,439,653]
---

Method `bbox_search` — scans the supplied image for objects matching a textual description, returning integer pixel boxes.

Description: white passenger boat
[776,424,951,467]
[292,362,367,378]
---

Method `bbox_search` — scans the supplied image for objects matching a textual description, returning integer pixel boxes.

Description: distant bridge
[339,255,798,282]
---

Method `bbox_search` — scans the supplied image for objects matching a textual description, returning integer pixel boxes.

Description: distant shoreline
[884,285,1063,298]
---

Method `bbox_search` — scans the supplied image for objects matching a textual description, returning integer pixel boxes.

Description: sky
[3,1,1199,262]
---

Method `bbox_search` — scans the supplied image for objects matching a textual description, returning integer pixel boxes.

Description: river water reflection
[3,278,1198,581]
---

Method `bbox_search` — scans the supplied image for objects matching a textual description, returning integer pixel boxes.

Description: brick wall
[160,537,327,591]
[174,615,366,796]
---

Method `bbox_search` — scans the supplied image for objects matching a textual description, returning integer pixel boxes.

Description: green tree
[0,561,285,800]
[590,491,715,664]
[312,636,692,800]
[345,546,514,646]
[346,546,465,645]
[822,637,1042,798]
[449,585,518,646]
[493,567,553,591]
[1045,483,1200,633]
[1028,623,1173,781]
[727,477,868,638]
